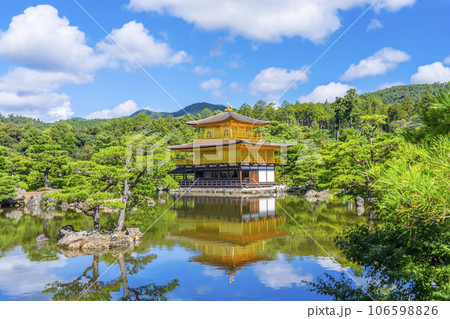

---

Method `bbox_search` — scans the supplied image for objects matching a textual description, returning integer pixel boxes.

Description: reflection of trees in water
[0,210,103,260]
[43,254,120,301]
[262,196,368,272]
[122,280,180,301]
[43,253,179,301]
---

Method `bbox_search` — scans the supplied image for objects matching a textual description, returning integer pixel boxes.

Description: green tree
[0,173,22,202]
[199,108,213,119]
[0,147,27,201]
[26,144,69,188]
[310,133,450,300]
[60,132,78,155]
[50,160,124,230]
[0,122,22,149]
[406,92,450,142]
[284,140,326,189]
[94,133,175,232]
[420,92,450,136]
[333,89,359,138]
[327,115,400,195]
[18,123,48,151]
[94,132,117,150]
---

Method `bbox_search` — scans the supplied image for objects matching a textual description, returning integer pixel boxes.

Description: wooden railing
[179,180,245,187]
[198,132,262,141]
[177,180,278,188]
[239,156,283,164]
[174,156,283,165]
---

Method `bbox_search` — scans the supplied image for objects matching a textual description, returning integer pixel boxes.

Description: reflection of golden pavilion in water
[170,196,288,281]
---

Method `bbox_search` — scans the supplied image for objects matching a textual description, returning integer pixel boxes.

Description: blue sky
[0,0,448,121]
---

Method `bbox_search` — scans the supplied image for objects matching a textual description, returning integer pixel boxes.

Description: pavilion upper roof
[186,110,270,126]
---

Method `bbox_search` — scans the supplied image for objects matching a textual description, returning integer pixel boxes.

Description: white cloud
[299,82,354,103]
[227,60,242,68]
[443,56,450,65]
[127,0,415,43]
[229,82,241,92]
[378,81,405,90]
[0,247,67,298]
[202,266,224,278]
[195,286,212,295]
[0,5,101,121]
[375,0,416,12]
[210,36,228,56]
[200,78,223,99]
[200,78,222,91]
[97,20,189,70]
[0,67,78,121]
[0,5,104,73]
[253,255,313,290]
[250,66,309,99]
[410,62,450,84]
[0,5,190,121]
[227,54,244,68]
[0,67,92,94]
[193,65,212,75]
[0,90,73,121]
[85,100,139,119]
[340,47,410,81]
[367,19,383,31]
[315,257,351,272]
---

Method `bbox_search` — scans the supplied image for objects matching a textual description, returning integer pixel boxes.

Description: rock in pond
[304,190,331,202]
[304,190,318,198]
[143,197,155,206]
[57,225,143,254]
[355,196,365,206]
[126,228,143,239]
[356,206,365,216]
[59,225,77,237]
[36,234,49,244]
[316,190,331,201]
[60,201,69,211]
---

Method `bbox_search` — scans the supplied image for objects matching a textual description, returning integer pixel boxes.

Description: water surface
[0,194,369,301]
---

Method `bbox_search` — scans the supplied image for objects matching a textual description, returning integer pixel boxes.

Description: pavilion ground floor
[168,163,278,188]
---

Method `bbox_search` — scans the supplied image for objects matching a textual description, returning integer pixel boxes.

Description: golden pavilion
[168,105,293,188]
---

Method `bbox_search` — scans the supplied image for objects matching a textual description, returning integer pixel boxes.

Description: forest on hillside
[362,81,450,104]
[0,85,449,300]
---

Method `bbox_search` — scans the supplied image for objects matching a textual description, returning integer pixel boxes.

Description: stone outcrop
[145,197,156,206]
[5,210,23,221]
[355,196,365,206]
[355,196,365,215]
[36,234,49,244]
[1,188,26,207]
[0,189,132,214]
[304,190,332,202]
[57,225,143,253]
[357,206,365,216]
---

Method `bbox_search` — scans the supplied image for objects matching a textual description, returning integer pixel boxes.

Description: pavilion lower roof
[167,139,293,151]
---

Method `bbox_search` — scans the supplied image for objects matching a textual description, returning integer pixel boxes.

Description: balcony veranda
[174,155,284,166]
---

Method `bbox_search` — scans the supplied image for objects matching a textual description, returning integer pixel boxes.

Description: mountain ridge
[129,102,226,118]
[1,83,448,127]
[362,82,450,104]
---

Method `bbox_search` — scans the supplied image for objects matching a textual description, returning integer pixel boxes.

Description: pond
[0,194,372,301]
